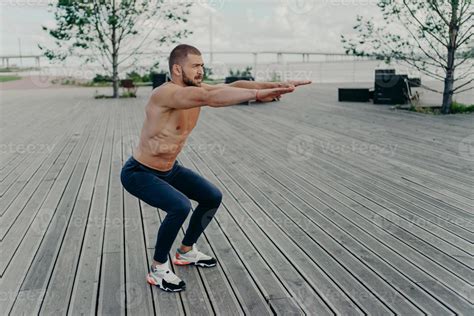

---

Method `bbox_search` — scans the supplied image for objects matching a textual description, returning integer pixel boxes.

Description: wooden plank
[226,106,473,218]
[218,158,423,314]
[122,99,156,315]
[196,107,471,314]
[253,93,471,170]
[38,113,109,314]
[214,107,472,239]
[216,103,474,252]
[0,116,91,275]
[233,104,473,209]
[0,112,73,189]
[68,106,116,315]
[311,84,472,134]
[0,98,80,178]
[0,154,30,184]
[185,129,361,315]
[0,130,77,240]
[98,102,126,315]
[219,108,474,268]
[180,149,330,315]
[197,120,450,314]
[9,108,105,314]
[1,85,471,314]
[192,128,394,315]
[254,169,449,315]
[301,107,472,182]
[0,111,98,313]
[236,99,473,192]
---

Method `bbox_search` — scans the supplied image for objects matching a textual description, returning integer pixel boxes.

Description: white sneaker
[173,244,217,268]
[146,260,186,292]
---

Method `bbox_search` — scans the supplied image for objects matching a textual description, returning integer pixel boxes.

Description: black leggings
[120,156,222,263]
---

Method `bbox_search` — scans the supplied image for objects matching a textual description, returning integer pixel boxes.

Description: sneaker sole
[173,259,217,268]
[146,275,186,292]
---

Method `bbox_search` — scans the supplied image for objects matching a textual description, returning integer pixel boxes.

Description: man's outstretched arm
[202,80,312,91]
[228,80,312,89]
[228,81,280,89]
[163,85,295,109]
[200,81,278,91]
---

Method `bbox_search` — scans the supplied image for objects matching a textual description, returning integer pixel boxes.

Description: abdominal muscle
[132,105,199,172]
[133,134,187,171]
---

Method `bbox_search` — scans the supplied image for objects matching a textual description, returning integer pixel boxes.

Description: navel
[176,125,181,130]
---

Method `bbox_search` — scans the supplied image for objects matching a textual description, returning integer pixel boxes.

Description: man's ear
[172,64,182,77]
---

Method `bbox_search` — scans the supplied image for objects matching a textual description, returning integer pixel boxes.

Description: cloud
[0,0,382,66]
[180,0,381,53]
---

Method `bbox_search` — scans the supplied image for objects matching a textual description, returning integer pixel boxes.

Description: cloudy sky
[0,0,381,56]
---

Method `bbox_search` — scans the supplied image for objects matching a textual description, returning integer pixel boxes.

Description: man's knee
[172,198,192,218]
[207,188,223,208]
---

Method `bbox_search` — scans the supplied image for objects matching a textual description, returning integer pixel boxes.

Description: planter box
[374,74,410,105]
[338,88,370,102]
[225,76,255,84]
[151,73,169,89]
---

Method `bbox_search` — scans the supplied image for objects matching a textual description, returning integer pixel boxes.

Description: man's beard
[182,70,202,87]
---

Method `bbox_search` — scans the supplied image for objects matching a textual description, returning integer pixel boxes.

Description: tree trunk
[111,0,119,99]
[112,55,119,98]
[441,0,459,114]
[441,49,455,114]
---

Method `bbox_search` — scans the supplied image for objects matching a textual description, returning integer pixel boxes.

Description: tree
[341,0,473,114]
[40,0,193,98]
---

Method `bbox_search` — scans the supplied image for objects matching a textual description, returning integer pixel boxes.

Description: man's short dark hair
[169,44,202,73]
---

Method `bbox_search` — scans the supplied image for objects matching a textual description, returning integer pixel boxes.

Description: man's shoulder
[151,82,178,96]
[150,82,179,105]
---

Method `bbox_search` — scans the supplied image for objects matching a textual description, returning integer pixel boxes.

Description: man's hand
[278,80,312,88]
[256,86,295,102]
[256,80,311,102]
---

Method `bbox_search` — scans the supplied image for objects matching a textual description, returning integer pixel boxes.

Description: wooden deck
[0,85,472,315]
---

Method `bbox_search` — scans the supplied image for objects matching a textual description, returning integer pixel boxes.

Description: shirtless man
[120,44,311,292]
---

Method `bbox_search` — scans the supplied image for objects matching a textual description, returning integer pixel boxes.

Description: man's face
[180,54,204,87]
